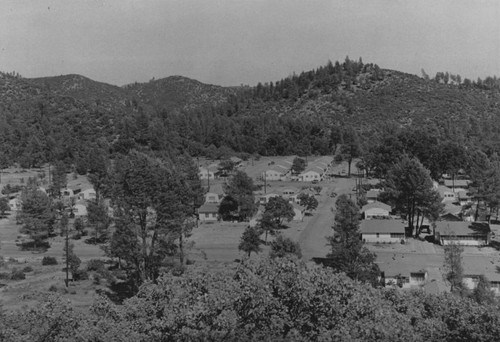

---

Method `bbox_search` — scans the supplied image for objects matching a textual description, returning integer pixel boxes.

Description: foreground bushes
[2,256,500,341]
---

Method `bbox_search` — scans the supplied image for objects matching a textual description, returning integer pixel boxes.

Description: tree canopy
[381,156,443,236]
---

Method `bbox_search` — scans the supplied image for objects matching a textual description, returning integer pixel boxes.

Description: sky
[0,0,499,87]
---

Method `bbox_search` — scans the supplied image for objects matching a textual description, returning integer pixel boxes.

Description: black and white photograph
[0,1,500,340]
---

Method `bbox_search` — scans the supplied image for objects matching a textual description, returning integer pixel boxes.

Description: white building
[434,221,491,246]
[360,219,406,243]
[198,203,219,222]
[298,169,321,182]
[361,201,391,220]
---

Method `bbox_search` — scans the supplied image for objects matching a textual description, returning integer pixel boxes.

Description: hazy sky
[0,0,498,86]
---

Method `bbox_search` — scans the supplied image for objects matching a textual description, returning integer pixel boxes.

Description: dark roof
[435,221,490,236]
[197,203,219,213]
[360,219,406,234]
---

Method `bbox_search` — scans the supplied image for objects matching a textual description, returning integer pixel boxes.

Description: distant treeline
[1,58,500,172]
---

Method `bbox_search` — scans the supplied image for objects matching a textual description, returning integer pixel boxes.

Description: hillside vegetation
[1,58,500,166]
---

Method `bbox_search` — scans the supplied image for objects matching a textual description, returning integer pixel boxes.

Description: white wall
[362,233,404,243]
[364,208,390,219]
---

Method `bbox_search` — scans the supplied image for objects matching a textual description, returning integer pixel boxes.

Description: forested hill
[124,75,235,114]
[1,58,500,169]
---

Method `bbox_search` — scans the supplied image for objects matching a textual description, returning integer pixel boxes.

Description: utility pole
[264,172,267,194]
[64,213,69,287]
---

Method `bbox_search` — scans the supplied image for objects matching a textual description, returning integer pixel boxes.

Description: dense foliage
[3,257,500,341]
[4,57,500,169]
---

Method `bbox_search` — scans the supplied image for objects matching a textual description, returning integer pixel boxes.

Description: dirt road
[299,165,359,260]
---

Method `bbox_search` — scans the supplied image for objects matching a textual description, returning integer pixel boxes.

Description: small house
[263,165,288,181]
[361,201,391,220]
[366,189,381,203]
[381,265,428,289]
[198,203,219,222]
[434,221,491,246]
[360,219,406,243]
[442,191,457,202]
[298,169,322,182]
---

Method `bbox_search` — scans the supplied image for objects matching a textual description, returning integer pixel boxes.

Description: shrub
[42,256,58,265]
[74,269,88,281]
[86,259,105,272]
[171,265,185,276]
[269,234,302,259]
[10,268,25,280]
[22,266,33,273]
[0,272,10,280]
[48,284,58,292]
[93,274,101,285]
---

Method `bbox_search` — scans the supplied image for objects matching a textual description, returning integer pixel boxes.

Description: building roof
[197,203,219,213]
[230,156,243,164]
[360,219,406,234]
[442,202,462,215]
[439,213,462,222]
[265,165,288,173]
[301,167,323,175]
[361,201,391,212]
[366,189,381,198]
[435,221,490,236]
[457,191,471,199]
[444,179,470,188]
[376,253,428,277]
[461,256,500,282]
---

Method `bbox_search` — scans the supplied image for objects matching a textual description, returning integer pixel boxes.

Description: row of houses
[295,156,334,182]
[359,198,498,294]
[197,185,309,223]
[7,186,97,217]
[359,200,492,246]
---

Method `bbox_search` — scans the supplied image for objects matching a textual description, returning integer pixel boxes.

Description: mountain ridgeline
[1,58,500,170]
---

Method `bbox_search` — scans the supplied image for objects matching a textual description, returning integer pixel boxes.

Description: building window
[390,233,404,238]
[205,213,209,218]
[376,233,380,238]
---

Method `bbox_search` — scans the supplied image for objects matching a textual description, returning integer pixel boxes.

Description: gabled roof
[435,221,490,236]
[230,156,242,164]
[361,201,391,212]
[360,219,406,234]
[197,203,219,213]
